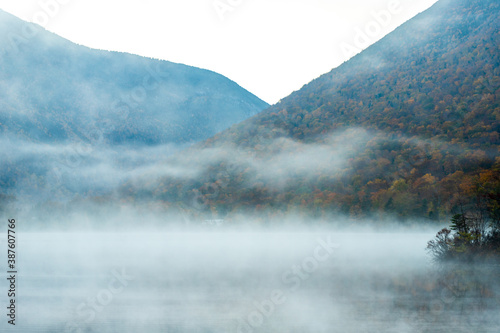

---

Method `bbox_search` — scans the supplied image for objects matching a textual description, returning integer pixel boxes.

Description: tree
[450,214,467,233]
[427,228,453,262]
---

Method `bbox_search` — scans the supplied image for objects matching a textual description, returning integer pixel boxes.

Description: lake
[1,230,499,332]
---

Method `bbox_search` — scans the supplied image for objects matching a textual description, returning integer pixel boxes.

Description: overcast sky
[0,0,438,104]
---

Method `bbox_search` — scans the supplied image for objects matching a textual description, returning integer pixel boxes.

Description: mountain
[0,10,268,146]
[126,0,499,222]
[0,9,268,202]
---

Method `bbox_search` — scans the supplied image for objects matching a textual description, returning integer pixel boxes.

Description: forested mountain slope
[0,9,268,203]
[0,10,268,145]
[126,0,499,222]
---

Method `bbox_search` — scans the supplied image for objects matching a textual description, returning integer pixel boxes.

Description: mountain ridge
[0,9,269,204]
[129,0,499,222]
[0,8,269,146]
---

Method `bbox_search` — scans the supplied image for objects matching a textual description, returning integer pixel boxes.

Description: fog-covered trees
[427,173,500,263]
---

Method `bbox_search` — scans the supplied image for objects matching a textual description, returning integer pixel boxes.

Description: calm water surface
[1,231,498,332]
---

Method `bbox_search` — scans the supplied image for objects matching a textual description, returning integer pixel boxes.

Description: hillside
[0,10,268,145]
[0,10,268,202]
[124,0,499,222]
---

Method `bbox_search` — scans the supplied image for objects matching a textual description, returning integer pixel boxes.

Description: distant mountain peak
[0,10,269,201]
[0,10,269,146]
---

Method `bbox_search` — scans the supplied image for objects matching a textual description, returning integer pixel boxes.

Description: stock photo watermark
[213,0,245,21]
[339,0,402,60]
[6,219,17,326]
[236,235,339,333]
[51,61,171,189]
[3,0,73,54]
[64,267,134,333]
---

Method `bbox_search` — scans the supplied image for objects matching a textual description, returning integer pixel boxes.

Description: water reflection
[1,231,498,332]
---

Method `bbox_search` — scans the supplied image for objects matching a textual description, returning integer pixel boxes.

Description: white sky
[0,0,438,104]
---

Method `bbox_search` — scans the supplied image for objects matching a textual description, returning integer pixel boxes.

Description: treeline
[121,133,499,222]
[427,171,500,263]
[125,0,500,222]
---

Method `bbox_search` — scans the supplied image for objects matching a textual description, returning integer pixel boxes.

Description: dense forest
[4,0,497,226]
[0,8,268,205]
[119,0,499,223]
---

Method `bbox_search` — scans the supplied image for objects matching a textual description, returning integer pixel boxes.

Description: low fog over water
[2,223,498,333]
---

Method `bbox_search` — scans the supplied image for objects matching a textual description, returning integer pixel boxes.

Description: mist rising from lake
[2,228,499,333]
